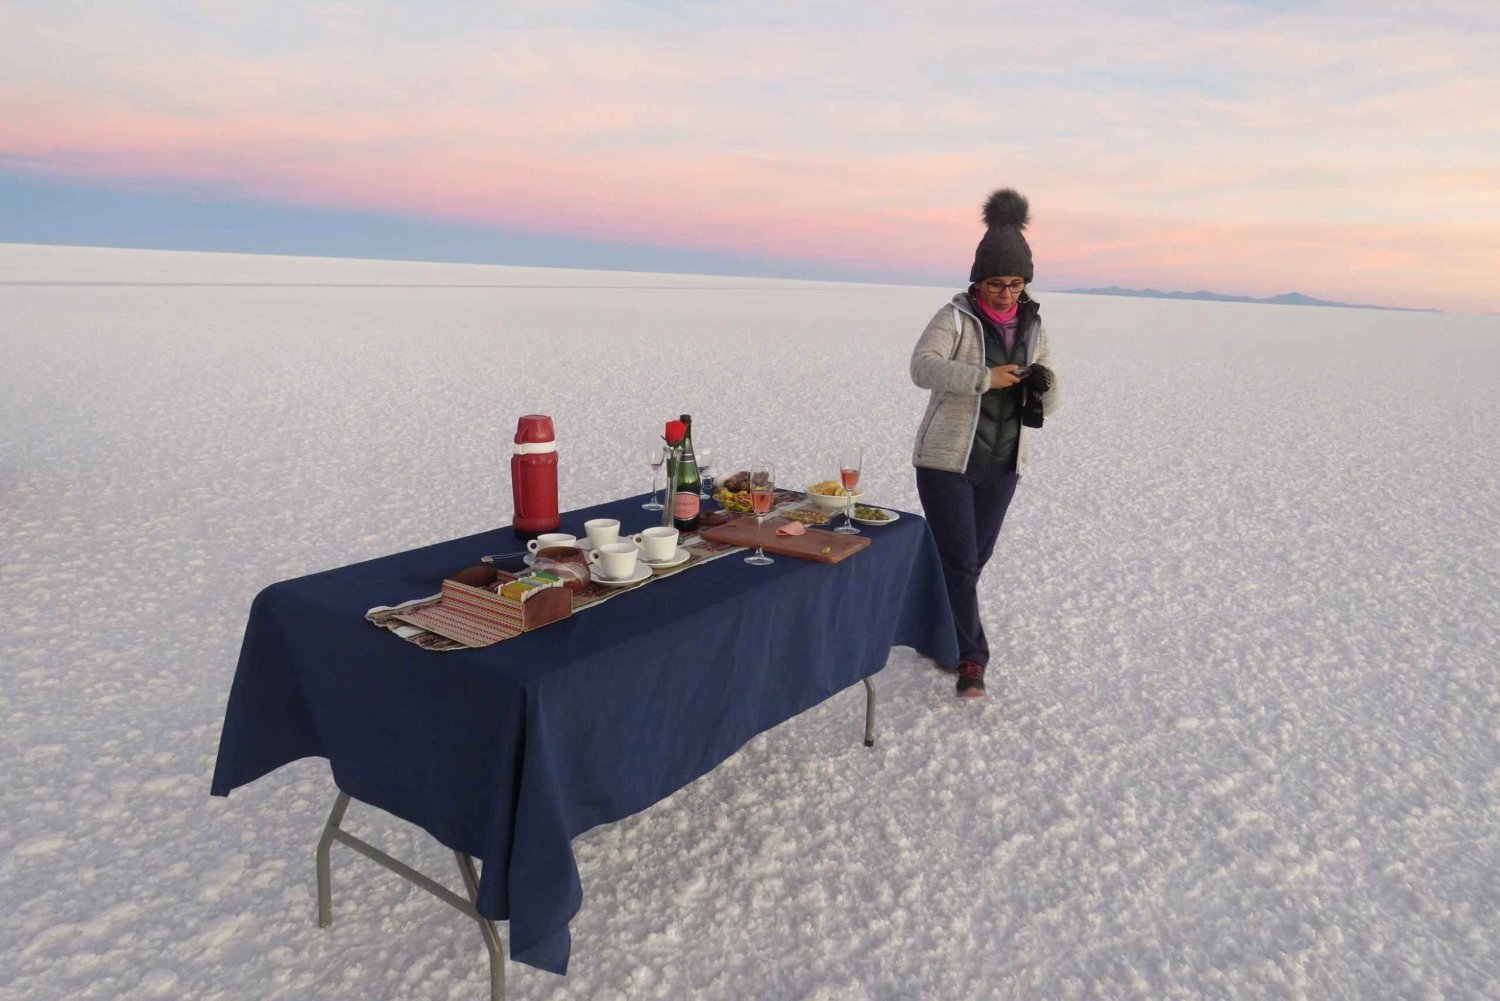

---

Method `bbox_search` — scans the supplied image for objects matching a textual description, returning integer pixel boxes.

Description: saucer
[589,562,652,587]
[852,508,901,527]
[641,547,691,570]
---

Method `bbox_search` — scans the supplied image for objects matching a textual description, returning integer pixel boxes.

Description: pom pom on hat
[982,189,1030,230]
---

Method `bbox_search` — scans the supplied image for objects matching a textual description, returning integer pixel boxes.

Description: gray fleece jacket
[909,293,1062,475]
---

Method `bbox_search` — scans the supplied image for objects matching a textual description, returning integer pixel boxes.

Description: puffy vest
[967,295,1034,469]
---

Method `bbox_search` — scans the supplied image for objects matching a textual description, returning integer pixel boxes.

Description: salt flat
[2,244,1498,1000]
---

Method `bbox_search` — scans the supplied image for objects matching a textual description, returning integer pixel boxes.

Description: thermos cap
[514,415,555,444]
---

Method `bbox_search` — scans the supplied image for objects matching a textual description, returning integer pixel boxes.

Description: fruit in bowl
[714,485,754,513]
[806,480,862,512]
[715,470,758,513]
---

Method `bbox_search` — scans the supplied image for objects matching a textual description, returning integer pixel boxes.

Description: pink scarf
[975,298,1019,350]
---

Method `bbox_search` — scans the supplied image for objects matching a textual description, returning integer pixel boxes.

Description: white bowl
[806,489,861,512]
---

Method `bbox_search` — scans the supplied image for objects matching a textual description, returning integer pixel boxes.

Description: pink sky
[2,2,1496,312]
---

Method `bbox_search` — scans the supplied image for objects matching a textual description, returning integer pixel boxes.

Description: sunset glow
[2,2,1495,311]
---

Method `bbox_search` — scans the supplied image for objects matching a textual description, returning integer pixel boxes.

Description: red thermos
[511,415,559,535]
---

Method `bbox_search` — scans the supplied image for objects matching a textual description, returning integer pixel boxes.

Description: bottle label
[673,491,701,519]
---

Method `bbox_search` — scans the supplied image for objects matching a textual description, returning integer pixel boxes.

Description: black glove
[1022,364,1053,394]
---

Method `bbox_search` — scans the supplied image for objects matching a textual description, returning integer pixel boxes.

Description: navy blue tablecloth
[211,495,957,974]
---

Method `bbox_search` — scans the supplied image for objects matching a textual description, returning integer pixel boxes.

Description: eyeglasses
[981,279,1026,294]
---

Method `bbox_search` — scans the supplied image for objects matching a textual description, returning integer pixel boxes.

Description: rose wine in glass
[836,445,862,534]
[744,462,775,566]
[643,442,665,511]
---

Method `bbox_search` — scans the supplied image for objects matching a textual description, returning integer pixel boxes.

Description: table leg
[863,677,877,748]
[455,852,507,1001]
[312,789,508,999]
[316,791,351,927]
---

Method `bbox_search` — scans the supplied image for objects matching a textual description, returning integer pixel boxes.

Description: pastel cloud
[1,1,1496,311]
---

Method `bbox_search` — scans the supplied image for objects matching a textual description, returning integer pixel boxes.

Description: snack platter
[713,486,809,514]
[713,469,861,526]
[713,490,841,526]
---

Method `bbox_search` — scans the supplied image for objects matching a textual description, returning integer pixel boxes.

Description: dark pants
[915,460,1020,667]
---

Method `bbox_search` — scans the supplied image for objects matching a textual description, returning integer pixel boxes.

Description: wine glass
[643,441,666,511]
[697,446,715,500]
[834,444,870,531]
[744,462,775,566]
[835,445,862,534]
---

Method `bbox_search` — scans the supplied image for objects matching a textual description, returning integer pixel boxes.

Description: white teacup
[527,533,577,554]
[583,517,620,550]
[589,542,639,580]
[632,526,679,563]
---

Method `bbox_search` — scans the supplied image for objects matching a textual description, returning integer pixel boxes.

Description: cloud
[0,1,1495,310]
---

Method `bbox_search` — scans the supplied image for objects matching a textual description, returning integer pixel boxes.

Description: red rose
[664,419,687,446]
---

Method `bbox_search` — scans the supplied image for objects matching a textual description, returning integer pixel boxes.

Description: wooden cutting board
[699,515,871,564]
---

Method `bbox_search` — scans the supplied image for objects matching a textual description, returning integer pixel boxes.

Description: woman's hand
[989,364,1025,390]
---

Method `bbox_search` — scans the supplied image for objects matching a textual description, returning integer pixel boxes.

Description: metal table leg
[316,791,350,927]
[455,851,507,1001]
[315,791,507,1000]
[863,676,877,747]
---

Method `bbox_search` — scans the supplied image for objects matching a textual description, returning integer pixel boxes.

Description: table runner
[366,534,746,650]
[210,493,957,974]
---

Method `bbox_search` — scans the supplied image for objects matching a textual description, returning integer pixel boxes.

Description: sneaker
[956,660,986,699]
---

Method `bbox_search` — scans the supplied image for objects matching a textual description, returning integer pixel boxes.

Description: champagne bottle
[672,414,702,532]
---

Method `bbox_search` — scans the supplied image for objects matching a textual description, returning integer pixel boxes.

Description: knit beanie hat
[968,188,1034,284]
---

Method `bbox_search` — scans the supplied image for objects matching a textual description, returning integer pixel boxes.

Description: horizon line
[2,241,1482,315]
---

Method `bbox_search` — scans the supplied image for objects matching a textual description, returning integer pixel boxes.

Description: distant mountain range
[1055,286,1438,313]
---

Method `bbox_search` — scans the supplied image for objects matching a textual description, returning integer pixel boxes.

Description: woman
[910,188,1062,698]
